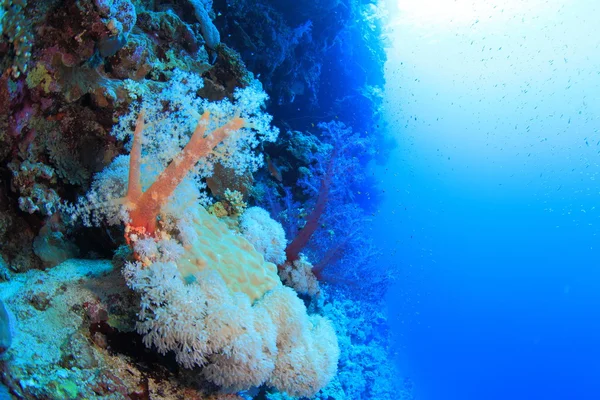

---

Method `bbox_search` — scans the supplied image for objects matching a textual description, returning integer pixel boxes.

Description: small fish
[46,112,66,122]
[266,155,282,182]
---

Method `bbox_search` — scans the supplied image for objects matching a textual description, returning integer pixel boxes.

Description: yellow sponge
[176,205,280,302]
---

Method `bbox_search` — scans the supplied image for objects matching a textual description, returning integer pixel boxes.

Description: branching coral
[123,109,245,234]
[65,70,278,229]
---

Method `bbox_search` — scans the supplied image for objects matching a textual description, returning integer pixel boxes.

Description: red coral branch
[284,146,338,264]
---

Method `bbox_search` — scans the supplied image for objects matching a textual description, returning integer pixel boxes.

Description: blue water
[377,0,600,398]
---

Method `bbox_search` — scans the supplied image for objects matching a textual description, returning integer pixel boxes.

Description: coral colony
[0,0,408,399]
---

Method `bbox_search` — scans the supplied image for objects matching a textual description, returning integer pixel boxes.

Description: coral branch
[126,110,145,201]
[125,110,245,233]
[284,146,338,263]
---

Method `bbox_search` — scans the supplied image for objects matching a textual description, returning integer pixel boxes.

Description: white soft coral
[240,206,287,265]
[124,260,339,396]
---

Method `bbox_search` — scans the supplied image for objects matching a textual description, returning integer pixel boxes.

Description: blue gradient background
[377,1,600,398]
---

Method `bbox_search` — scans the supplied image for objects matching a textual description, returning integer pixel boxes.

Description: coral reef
[0,0,254,270]
[0,0,405,398]
[60,64,339,396]
[0,260,141,399]
[0,259,265,399]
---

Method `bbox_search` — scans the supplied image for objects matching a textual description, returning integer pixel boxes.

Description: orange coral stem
[125,110,245,234]
[127,110,145,201]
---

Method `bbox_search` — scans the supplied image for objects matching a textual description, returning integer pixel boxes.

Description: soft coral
[123,110,245,235]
